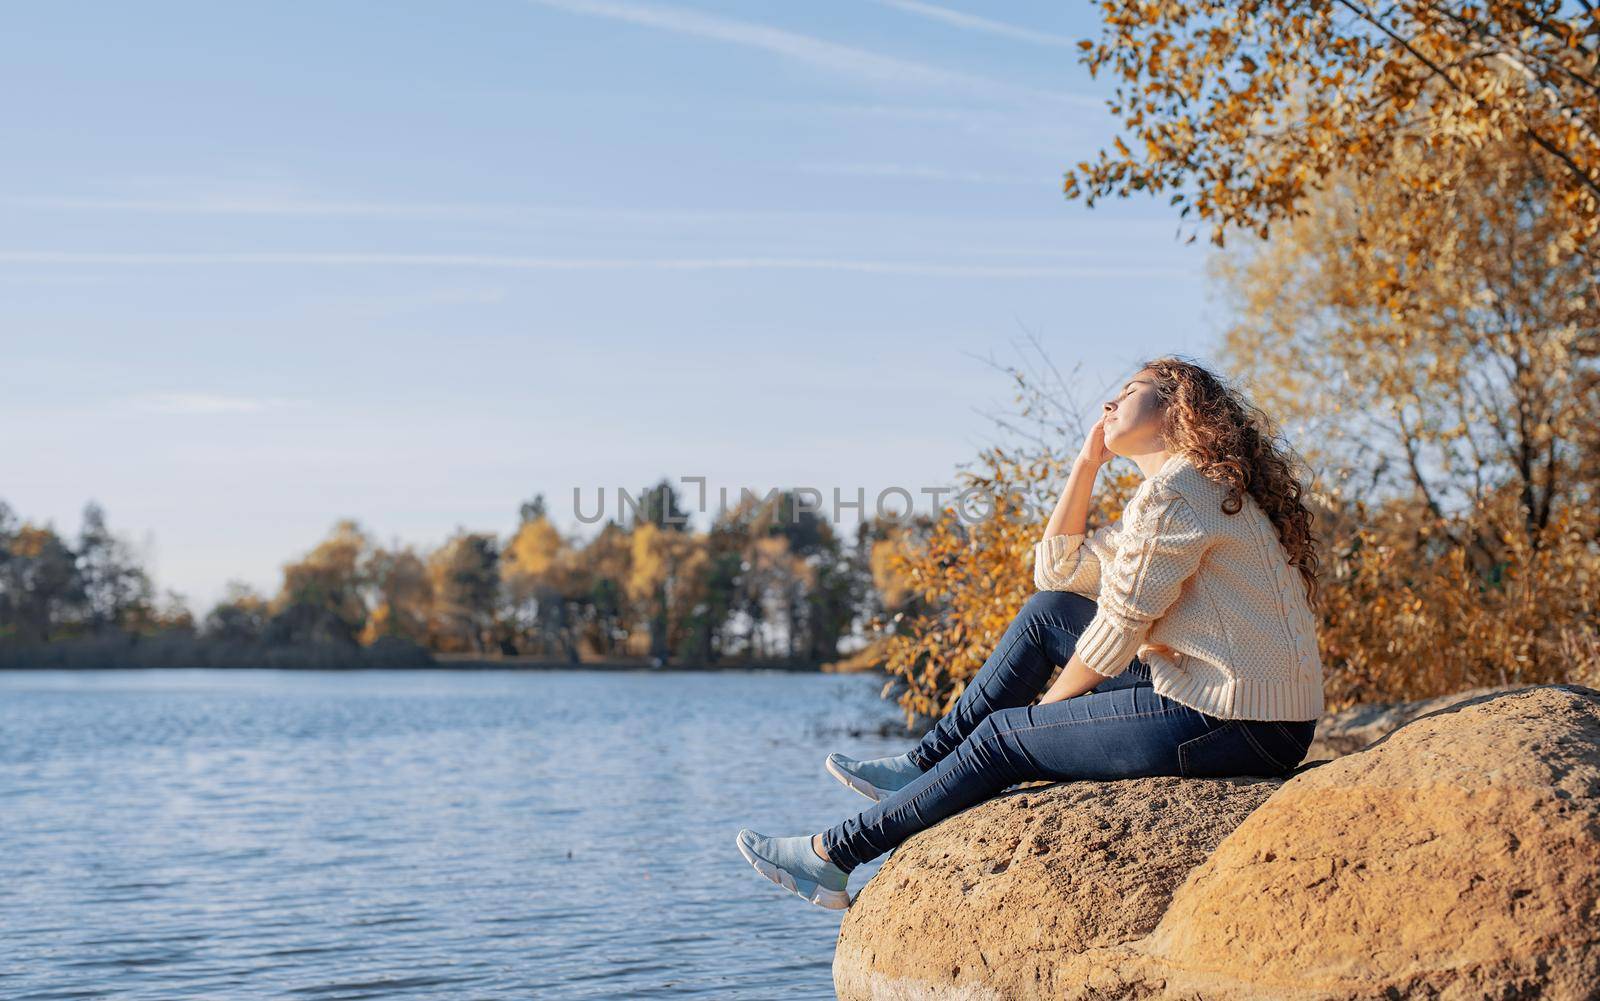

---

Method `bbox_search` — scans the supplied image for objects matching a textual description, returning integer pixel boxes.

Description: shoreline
[432,654,862,673]
[0,658,883,674]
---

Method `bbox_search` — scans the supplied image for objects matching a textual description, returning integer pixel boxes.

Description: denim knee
[961,708,1033,782]
[983,704,1032,733]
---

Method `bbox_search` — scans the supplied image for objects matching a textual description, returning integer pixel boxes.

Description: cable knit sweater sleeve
[1072,484,1211,678]
[1032,518,1123,595]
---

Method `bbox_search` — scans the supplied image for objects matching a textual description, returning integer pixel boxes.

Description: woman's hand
[1076,415,1114,468]
[1034,656,1107,704]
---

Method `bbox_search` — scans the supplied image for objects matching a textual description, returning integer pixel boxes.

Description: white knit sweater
[1032,451,1325,722]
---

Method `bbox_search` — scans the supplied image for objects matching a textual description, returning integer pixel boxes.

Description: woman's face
[1102,370,1166,455]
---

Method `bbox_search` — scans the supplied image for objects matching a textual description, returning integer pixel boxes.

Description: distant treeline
[0,484,924,670]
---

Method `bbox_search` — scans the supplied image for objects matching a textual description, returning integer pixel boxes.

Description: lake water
[0,669,912,999]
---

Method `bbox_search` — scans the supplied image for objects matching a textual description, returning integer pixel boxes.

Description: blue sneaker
[735,829,851,910]
[825,750,923,802]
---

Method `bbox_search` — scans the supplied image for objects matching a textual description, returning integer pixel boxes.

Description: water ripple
[0,668,905,999]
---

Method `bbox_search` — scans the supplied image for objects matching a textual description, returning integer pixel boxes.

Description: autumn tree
[698,488,855,663]
[0,502,16,641]
[578,521,634,658]
[76,501,154,632]
[801,544,865,663]
[1216,131,1600,702]
[619,478,717,661]
[271,519,370,645]
[740,534,811,660]
[1217,138,1597,530]
[680,519,746,664]
[360,542,433,645]
[1066,2,1600,262]
[428,530,501,653]
[0,520,84,644]
[762,491,857,662]
[625,521,709,661]
[203,580,270,645]
[502,497,588,661]
[763,490,860,662]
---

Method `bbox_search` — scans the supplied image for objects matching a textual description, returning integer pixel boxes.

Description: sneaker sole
[735,831,851,910]
[825,753,886,802]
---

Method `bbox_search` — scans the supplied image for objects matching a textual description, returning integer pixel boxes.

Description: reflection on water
[0,669,908,999]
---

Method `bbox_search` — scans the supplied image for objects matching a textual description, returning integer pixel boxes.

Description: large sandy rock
[833,775,1280,1001]
[835,684,1600,1000]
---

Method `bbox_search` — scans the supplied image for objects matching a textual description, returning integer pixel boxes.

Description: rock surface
[833,775,1280,1000]
[834,684,1600,1001]
[1306,684,1522,760]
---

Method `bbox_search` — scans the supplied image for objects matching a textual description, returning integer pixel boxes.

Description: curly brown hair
[1136,355,1323,610]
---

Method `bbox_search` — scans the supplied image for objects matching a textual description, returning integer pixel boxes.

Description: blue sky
[1,1,1228,614]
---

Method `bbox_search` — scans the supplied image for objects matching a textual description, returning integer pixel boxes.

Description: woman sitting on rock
[736,355,1327,909]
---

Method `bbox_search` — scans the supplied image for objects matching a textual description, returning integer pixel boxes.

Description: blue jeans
[820,590,1317,873]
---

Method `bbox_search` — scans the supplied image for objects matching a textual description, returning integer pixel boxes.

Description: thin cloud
[525,0,1081,105]
[873,0,1078,48]
[0,250,1194,279]
[6,195,483,218]
[2,193,698,219]
[798,161,1043,185]
[11,191,1091,220]
[131,393,303,415]
[777,101,1051,124]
